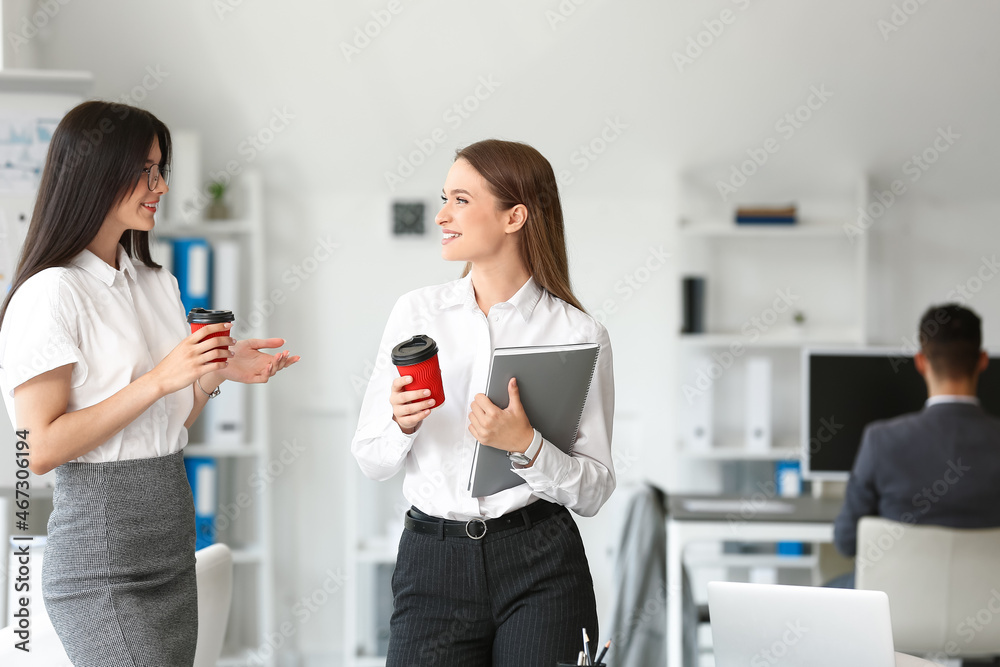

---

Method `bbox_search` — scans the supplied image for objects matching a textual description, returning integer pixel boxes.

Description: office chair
[857,517,1000,661]
[0,542,234,666]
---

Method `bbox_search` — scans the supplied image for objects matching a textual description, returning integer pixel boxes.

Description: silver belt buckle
[465,518,487,540]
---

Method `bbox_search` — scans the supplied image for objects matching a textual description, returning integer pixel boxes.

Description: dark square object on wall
[393,201,425,235]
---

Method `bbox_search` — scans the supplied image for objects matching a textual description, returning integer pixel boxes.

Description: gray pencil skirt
[42,450,198,667]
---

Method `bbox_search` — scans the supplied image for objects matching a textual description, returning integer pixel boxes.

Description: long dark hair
[455,139,585,313]
[0,101,169,327]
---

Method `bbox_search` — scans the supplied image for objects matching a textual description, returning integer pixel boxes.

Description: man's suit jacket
[834,401,1000,557]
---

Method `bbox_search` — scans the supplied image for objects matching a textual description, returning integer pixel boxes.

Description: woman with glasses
[0,100,299,666]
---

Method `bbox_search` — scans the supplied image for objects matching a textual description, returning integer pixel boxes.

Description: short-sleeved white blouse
[0,245,193,462]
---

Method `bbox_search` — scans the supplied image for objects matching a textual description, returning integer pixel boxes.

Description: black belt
[404,500,564,540]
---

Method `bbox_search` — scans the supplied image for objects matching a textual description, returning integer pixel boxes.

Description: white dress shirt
[352,274,616,521]
[0,245,193,462]
[925,394,980,408]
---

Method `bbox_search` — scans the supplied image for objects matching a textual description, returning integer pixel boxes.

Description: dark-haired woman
[0,101,298,666]
[352,140,615,666]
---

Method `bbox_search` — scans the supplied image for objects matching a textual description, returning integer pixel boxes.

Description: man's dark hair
[918,303,983,379]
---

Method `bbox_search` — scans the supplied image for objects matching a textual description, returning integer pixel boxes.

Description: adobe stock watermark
[682,288,800,404]
[890,256,997,364]
[421,608,479,664]
[726,416,841,532]
[843,126,960,242]
[340,0,405,63]
[855,458,970,573]
[213,0,248,20]
[610,582,683,646]
[246,567,350,666]
[383,75,502,192]
[231,233,339,338]
[6,0,73,54]
[351,281,469,396]
[716,85,833,201]
[591,245,671,325]
[876,0,931,42]
[214,438,307,533]
[545,0,589,31]
[179,107,295,221]
[916,590,1000,664]
[62,67,170,170]
[750,620,808,667]
[556,117,628,188]
[673,0,754,73]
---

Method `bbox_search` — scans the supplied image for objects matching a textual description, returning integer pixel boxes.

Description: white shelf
[217,650,259,667]
[679,442,800,461]
[679,218,850,238]
[685,553,820,570]
[355,541,398,564]
[679,327,863,348]
[353,657,387,667]
[0,69,93,95]
[155,218,255,236]
[231,547,263,565]
[183,442,261,457]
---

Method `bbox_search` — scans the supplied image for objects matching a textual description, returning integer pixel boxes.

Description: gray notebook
[468,343,601,497]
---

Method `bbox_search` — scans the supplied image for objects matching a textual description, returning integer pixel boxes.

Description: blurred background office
[0,1,998,666]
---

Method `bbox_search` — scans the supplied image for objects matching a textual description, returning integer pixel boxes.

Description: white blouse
[352,274,616,521]
[0,245,194,462]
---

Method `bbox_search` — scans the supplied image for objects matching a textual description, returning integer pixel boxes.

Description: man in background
[832,303,1000,586]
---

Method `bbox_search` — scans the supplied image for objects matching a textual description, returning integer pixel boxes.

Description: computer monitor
[802,348,1000,480]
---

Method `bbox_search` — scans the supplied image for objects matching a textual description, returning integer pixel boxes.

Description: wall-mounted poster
[0,114,60,195]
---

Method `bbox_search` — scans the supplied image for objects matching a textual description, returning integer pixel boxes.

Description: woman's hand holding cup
[389,335,445,435]
[390,375,437,434]
[149,322,234,395]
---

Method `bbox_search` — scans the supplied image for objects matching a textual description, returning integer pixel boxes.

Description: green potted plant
[206,180,229,220]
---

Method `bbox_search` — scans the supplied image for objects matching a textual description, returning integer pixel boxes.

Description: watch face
[508,452,530,465]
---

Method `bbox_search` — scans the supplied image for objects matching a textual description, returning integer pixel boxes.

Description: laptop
[708,581,896,667]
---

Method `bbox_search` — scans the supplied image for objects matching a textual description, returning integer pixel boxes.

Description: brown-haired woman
[0,100,298,666]
[353,139,615,665]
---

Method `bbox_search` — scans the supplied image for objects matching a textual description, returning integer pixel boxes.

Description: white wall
[15,0,1000,662]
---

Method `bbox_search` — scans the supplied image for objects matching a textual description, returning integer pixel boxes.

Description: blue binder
[172,238,212,313]
[184,456,217,550]
[776,460,804,556]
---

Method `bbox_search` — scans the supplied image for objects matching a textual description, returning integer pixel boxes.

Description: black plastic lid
[187,308,235,324]
[391,334,439,366]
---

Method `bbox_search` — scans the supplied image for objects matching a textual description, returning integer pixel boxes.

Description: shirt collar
[506,276,543,321]
[926,394,981,408]
[443,274,544,321]
[71,245,137,286]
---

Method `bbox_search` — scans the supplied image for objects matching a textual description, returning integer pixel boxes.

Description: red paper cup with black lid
[392,334,445,408]
[187,308,235,363]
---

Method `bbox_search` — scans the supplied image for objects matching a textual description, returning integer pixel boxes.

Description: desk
[666,494,842,667]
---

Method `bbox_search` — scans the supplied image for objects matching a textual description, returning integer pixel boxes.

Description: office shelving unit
[673,178,872,667]
[674,179,870,464]
[344,457,405,667]
[156,170,276,667]
[673,178,870,600]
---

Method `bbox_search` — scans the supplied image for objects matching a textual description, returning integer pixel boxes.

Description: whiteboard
[0,70,91,490]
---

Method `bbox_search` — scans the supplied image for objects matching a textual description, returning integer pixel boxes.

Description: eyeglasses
[140,164,170,191]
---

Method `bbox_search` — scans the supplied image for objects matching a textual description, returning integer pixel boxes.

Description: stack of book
[735,205,797,225]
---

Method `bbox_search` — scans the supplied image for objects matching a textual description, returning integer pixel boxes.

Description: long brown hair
[0,101,168,327]
[455,139,585,312]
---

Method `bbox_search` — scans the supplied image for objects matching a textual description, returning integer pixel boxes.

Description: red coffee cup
[392,334,445,408]
[188,308,235,363]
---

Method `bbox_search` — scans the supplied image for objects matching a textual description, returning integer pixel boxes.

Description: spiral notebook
[468,343,601,497]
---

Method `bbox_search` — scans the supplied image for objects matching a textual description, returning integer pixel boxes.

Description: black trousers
[387,504,599,666]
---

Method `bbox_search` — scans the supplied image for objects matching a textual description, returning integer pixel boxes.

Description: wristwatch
[508,429,542,467]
